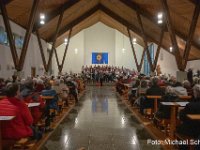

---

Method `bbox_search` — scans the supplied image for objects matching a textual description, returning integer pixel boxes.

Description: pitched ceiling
[2,0,200,60]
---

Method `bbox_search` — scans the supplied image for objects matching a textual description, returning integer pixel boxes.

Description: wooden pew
[160,102,189,139]
[179,95,192,101]
[187,114,200,120]
[146,95,162,113]
[174,114,200,150]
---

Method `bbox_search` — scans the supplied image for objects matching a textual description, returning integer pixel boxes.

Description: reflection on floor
[41,86,162,150]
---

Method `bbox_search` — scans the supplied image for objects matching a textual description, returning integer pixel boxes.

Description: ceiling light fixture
[157,13,163,19]
[133,38,137,45]
[40,20,45,25]
[169,46,173,52]
[40,13,45,20]
[158,20,163,24]
[64,38,68,45]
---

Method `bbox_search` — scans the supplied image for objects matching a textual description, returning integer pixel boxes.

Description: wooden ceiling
[2,0,200,61]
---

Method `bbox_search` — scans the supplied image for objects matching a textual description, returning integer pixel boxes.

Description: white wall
[53,22,200,77]
[115,31,144,71]
[84,22,115,65]
[52,31,84,74]
[154,43,178,77]
[186,60,200,72]
[0,15,48,78]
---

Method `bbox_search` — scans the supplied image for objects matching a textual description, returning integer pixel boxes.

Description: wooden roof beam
[119,0,200,51]
[127,28,145,72]
[33,0,80,32]
[98,4,171,57]
[48,4,100,42]
[0,0,18,68]
[183,0,200,68]
[47,8,65,71]
[59,29,72,73]
[161,0,183,71]
[136,12,153,72]
[18,0,40,71]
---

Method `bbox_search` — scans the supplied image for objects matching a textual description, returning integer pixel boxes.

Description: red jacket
[24,93,45,124]
[0,97,33,140]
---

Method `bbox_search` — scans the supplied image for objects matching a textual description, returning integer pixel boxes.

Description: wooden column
[36,30,48,72]
[127,28,145,72]
[161,0,183,71]
[152,29,164,71]
[136,12,153,72]
[18,0,40,71]
[47,8,65,71]
[182,0,200,69]
[59,29,72,73]
[0,0,18,69]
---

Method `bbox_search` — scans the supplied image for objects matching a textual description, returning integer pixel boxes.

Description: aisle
[41,86,162,150]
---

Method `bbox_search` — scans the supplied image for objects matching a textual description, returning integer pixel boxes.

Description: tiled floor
[41,86,162,150]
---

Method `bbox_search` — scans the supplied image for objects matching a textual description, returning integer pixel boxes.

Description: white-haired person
[182,80,193,96]
[193,78,200,101]
[35,78,45,93]
[66,77,79,104]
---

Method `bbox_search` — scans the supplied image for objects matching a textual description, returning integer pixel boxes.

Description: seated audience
[0,83,33,140]
[140,78,164,114]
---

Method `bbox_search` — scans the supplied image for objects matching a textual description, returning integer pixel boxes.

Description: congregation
[0,74,85,149]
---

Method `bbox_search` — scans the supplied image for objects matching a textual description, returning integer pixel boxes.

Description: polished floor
[41,86,162,150]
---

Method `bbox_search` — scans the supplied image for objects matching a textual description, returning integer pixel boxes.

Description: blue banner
[92,52,108,64]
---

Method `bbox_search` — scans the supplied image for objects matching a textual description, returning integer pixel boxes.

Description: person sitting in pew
[41,82,58,132]
[171,82,188,96]
[140,78,165,115]
[183,80,193,96]
[0,83,33,140]
[35,79,45,93]
[193,78,200,101]
[134,79,149,106]
[176,100,200,150]
[128,79,140,106]
[21,80,45,125]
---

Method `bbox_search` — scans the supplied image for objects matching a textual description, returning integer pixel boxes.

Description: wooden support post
[18,0,40,71]
[36,30,48,72]
[152,29,164,71]
[59,29,72,73]
[182,0,200,69]
[161,0,184,71]
[0,0,18,69]
[136,12,153,72]
[47,7,65,71]
[127,28,145,72]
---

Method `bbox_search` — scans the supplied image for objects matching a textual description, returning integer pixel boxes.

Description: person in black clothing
[177,101,200,138]
[187,68,193,85]
[176,100,200,150]
[140,78,164,114]
[66,78,78,104]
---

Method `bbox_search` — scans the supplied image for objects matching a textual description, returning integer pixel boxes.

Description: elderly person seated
[193,78,200,101]
[140,78,165,115]
[41,82,58,131]
[66,77,79,104]
[167,82,188,96]
[176,94,200,149]
[183,80,193,96]
[35,79,45,93]
[0,83,33,142]
[128,79,140,106]
[21,80,45,125]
